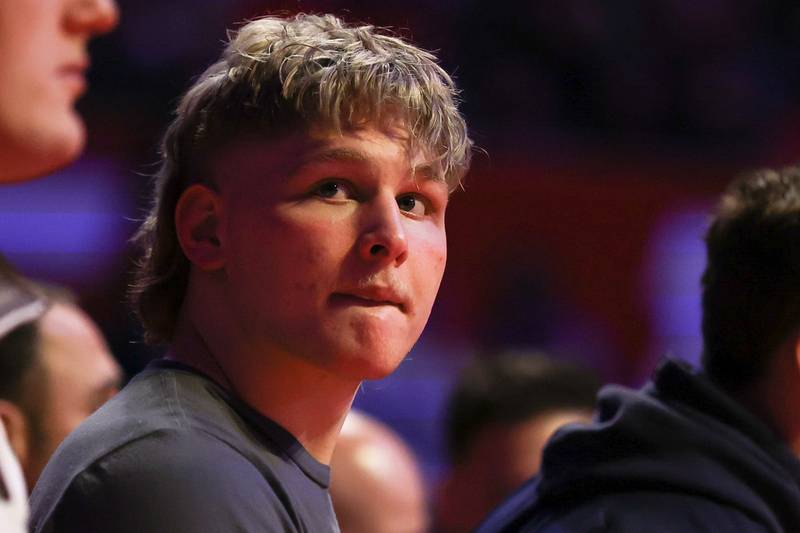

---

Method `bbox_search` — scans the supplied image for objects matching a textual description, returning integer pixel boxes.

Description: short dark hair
[0,257,46,404]
[444,353,601,464]
[0,320,52,459]
[701,167,800,392]
[0,322,40,404]
[0,268,48,447]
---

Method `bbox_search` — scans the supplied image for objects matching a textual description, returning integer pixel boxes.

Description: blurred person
[0,267,121,525]
[31,13,472,532]
[0,261,47,531]
[0,0,118,183]
[480,167,800,532]
[435,353,600,533]
[0,282,122,491]
[0,1,118,531]
[331,410,428,533]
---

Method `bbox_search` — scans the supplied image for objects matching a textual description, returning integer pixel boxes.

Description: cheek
[285,218,346,274]
[417,228,448,288]
[407,227,447,324]
[237,216,348,304]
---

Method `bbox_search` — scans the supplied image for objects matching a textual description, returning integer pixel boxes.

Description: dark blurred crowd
[88,0,800,158]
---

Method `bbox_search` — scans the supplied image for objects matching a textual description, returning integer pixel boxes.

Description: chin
[8,116,86,181]
[42,115,86,169]
[323,345,410,382]
[310,318,422,380]
[356,358,404,381]
[0,126,79,184]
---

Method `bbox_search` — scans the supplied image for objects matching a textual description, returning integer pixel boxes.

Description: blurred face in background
[0,0,118,183]
[330,411,428,533]
[22,303,121,490]
[436,409,594,533]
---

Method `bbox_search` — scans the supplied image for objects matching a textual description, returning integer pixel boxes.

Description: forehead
[208,121,441,187]
[38,303,112,372]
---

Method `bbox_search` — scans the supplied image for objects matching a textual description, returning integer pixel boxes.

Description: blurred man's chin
[42,114,86,168]
[4,117,86,182]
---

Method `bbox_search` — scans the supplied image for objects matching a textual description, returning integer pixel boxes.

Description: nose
[358,194,409,267]
[65,0,120,36]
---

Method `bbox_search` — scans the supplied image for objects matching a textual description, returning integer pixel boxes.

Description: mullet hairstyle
[129,13,473,344]
[701,166,800,392]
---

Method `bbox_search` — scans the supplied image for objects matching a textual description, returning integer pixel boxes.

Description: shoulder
[481,484,770,533]
[33,429,297,533]
[32,366,338,533]
[531,492,771,533]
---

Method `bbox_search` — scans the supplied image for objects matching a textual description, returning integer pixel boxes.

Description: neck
[736,347,800,456]
[170,314,359,464]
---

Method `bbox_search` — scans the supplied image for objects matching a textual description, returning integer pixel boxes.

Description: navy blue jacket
[478,359,800,532]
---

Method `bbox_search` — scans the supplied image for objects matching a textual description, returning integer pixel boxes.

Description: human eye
[312,180,354,200]
[397,193,429,216]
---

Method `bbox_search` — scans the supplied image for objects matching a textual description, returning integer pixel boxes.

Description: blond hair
[130,13,472,344]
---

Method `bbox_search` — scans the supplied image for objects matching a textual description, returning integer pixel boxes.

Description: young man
[0,1,118,531]
[479,168,800,532]
[31,13,472,532]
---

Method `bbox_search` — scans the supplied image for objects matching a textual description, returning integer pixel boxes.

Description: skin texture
[0,0,118,183]
[173,121,449,463]
[217,125,448,381]
[436,409,594,533]
[330,411,428,533]
[21,303,121,490]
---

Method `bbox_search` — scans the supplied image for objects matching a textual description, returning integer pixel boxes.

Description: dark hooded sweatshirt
[478,359,800,533]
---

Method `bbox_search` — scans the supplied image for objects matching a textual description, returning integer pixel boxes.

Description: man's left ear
[174,183,226,271]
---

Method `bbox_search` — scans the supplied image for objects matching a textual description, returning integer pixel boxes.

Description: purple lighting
[0,156,135,283]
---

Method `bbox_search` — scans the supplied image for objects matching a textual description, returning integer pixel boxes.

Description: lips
[58,59,90,97]
[330,286,407,312]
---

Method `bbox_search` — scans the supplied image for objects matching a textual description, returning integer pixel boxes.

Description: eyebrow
[295,147,441,182]
[299,147,368,166]
[411,164,438,183]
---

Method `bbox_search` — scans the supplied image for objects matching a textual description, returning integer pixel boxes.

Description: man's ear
[0,401,28,470]
[175,184,226,271]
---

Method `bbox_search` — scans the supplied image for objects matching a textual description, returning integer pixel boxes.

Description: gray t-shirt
[29,359,340,533]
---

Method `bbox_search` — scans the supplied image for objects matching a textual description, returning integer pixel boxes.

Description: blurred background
[3,0,800,486]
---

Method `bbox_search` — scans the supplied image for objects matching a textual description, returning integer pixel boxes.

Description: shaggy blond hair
[130,13,473,344]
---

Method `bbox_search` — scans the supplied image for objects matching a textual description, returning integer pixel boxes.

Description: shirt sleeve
[40,431,300,533]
